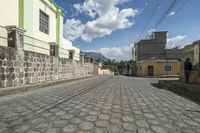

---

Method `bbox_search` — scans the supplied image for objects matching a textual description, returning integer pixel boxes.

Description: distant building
[93,63,114,75]
[132,31,183,77]
[134,31,167,61]
[165,48,184,60]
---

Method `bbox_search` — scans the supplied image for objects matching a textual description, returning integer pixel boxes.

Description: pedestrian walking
[184,58,193,83]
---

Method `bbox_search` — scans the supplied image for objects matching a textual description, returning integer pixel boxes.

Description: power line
[136,0,161,42]
[163,0,189,27]
[153,0,178,29]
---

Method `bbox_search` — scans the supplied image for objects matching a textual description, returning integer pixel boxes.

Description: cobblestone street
[0,76,200,133]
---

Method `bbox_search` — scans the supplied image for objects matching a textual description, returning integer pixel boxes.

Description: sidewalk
[158,80,200,94]
[0,76,93,97]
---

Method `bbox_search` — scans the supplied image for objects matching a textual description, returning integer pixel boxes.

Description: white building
[0,0,80,61]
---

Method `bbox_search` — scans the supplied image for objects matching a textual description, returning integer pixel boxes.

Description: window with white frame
[164,65,172,71]
[39,10,49,34]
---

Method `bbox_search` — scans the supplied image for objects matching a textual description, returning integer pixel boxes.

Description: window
[50,45,58,56]
[39,10,49,34]
[164,65,172,71]
[69,51,74,59]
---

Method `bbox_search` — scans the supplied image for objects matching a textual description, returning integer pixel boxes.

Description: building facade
[133,31,167,61]
[181,41,200,83]
[0,0,80,61]
[137,60,181,77]
[93,63,114,75]
[132,31,183,77]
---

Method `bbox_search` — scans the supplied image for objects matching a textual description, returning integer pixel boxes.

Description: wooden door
[147,66,154,76]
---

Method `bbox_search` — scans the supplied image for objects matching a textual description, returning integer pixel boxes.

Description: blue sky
[54,0,200,60]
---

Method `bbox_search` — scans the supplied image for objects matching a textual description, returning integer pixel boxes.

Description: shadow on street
[151,83,200,107]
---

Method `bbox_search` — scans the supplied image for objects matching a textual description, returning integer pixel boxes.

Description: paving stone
[63,124,77,132]
[122,123,137,131]
[93,127,106,133]
[85,115,97,122]
[71,118,82,124]
[79,122,94,130]
[95,120,109,128]
[137,128,154,133]
[1,76,200,133]
[14,125,30,133]
[110,118,121,124]
[122,116,134,122]
[99,114,110,120]
[53,120,68,128]
[108,124,121,133]
[61,114,74,120]
[144,113,156,119]
[45,128,58,133]
[183,119,200,126]
[135,120,149,128]
[27,131,40,133]
[151,126,168,133]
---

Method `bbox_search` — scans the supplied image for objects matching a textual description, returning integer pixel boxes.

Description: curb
[0,76,94,97]
[158,80,200,94]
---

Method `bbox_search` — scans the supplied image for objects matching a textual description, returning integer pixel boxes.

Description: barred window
[164,65,172,71]
[39,10,49,34]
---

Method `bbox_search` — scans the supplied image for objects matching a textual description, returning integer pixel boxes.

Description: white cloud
[148,28,156,35]
[82,8,137,42]
[87,46,132,60]
[169,11,175,16]
[145,2,149,6]
[63,19,84,41]
[167,35,186,48]
[64,0,138,42]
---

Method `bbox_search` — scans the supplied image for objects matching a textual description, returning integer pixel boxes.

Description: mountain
[82,52,109,62]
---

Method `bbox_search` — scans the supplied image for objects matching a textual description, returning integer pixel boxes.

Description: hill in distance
[82,52,109,62]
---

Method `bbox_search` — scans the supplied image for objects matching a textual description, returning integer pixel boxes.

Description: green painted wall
[56,10,60,44]
[23,0,34,51]
[19,0,24,28]
[24,0,33,36]
[56,7,64,44]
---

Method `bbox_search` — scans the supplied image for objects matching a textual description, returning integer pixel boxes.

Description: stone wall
[180,42,200,83]
[166,48,184,60]
[0,46,93,88]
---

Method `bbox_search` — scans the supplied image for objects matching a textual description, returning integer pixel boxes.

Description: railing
[59,47,69,58]
[0,25,81,61]
[23,35,50,55]
[0,26,8,47]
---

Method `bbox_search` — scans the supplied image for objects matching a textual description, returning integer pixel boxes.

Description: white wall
[61,38,80,61]
[59,38,71,58]
[32,0,57,43]
[0,0,19,27]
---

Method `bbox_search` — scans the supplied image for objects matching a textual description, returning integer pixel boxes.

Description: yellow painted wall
[137,60,181,77]
[93,64,99,75]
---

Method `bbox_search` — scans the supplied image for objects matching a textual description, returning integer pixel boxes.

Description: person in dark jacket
[184,58,193,83]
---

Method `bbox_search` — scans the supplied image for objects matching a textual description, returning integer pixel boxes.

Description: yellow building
[137,59,181,77]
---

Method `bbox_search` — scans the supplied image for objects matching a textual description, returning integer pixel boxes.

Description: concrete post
[6,25,25,54]
[80,53,85,64]
[5,26,26,86]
